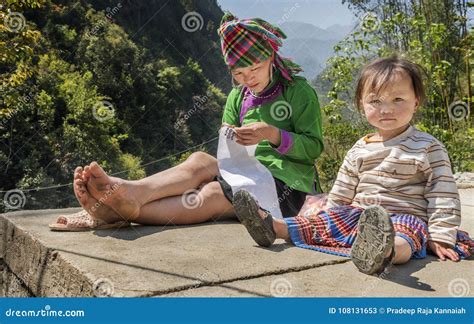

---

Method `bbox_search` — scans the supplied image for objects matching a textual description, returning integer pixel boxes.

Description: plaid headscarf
[217,12,302,81]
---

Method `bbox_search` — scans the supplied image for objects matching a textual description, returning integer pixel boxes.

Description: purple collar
[239,81,283,124]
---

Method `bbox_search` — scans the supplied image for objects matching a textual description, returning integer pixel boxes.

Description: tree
[1,0,226,211]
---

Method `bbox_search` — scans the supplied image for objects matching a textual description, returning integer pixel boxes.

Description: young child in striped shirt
[233,56,473,275]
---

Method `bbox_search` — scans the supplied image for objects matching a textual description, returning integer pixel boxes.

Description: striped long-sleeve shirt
[326,126,461,246]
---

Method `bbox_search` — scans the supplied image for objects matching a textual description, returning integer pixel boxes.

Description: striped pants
[285,205,473,259]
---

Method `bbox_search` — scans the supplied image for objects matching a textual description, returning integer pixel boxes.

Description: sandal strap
[61,210,107,228]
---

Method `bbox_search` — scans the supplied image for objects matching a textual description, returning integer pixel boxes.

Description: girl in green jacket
[49,12,323,231]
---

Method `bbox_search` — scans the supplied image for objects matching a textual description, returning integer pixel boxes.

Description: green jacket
[222,72,324,193]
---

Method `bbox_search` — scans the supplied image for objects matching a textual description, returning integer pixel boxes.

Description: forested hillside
[1,0,229,210]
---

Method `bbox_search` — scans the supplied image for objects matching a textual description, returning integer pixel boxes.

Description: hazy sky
[217,0,355,29]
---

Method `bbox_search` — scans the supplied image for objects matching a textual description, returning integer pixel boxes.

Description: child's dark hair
[354,56,426,112]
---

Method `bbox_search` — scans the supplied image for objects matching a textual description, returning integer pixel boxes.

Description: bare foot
[71,166,124,223]
[83,162,141,221]
[257,208,289,240]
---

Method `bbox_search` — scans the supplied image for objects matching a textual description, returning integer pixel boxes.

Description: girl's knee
[184,152,218,178]
[186,151,216,164]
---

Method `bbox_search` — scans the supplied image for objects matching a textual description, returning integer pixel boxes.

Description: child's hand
[428,240,460,262]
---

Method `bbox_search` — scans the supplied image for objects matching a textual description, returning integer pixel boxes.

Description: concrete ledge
[0,209,347,297]
[1,189,473,297]
[162,256,473,297]
[1,263,34,297]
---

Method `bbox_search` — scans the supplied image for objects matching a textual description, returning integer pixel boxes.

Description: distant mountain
[280,38,338,80]
[326,24,355,39]
[280,21,335,41]
[279,21,352,80]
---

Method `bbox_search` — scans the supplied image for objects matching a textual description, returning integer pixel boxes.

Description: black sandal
[233,190,276,247]
[351,206,395,275]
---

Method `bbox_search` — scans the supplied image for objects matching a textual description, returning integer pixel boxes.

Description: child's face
[361,70,419,137]
[231,57,272,93]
